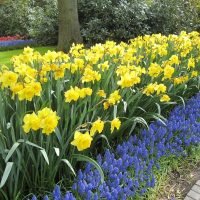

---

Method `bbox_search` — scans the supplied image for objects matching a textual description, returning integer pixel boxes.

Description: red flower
[0,35,22,41]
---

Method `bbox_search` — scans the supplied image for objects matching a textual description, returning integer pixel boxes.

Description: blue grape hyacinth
[32,93,200,200]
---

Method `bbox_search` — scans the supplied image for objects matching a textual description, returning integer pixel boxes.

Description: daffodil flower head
[111,118,121,133]
[23,112,40,133]
[71,131,93,151]
[90,118,104,136]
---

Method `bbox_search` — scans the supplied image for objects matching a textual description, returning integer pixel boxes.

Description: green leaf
[134,117,149,129]
[54,147,60,156]
[136,106,146,113]
[0,162,13,188]
[18,139,49,165]
[72,154,104,184]
[177,95,185,108]
[40,149,49,165]
[128,116,149,135]
[122,99,127,113]
[55,128,62,144]
[5,142,20,162]
[113,105,117,118]
[155,103,161,115]
[163,101,177,105]
[0,189,9,200]
[23,140,43,150]
[148,113,166,126]
[61,159,76,176]
[95,134,112,149]
[128,121,137,136]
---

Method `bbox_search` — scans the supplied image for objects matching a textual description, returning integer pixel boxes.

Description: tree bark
[57,0,82,52]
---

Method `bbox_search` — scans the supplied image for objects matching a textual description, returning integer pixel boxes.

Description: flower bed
[0,39,34,47]
[0,36,34,51]
[0,35,22,41]
[0,31,200,199]
[32,92,200,199]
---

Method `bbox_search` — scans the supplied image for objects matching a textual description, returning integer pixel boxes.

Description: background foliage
[27,0,58,45]
[0,0,199,45]
[78,0,150,45]
[0,0,58,45]
[0,0,30,37]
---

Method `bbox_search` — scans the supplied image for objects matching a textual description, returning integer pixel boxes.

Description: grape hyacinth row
[0,39,34,47]
[32,92,200,200]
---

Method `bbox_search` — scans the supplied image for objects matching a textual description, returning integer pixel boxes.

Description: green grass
[0,46,55,66]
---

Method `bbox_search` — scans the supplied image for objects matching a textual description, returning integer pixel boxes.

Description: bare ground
[156,161,200,199]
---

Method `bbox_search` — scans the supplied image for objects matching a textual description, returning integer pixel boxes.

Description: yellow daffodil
[155,84,166,95]
[111,118,121,133]
[23,112,40,133]
[117,72,140,88]
[191,71,198,77]
[148,63,163,78]
[97,90,106,98]
[169,55,180,65]
[0,71,18,88]
[188,57,195,69]
[81,68,101,83]
[160,94,171,102]
[108,90,121,105]
[90,118,104,136]
[65,87,92,102]
[64,87,80,103]
[38,107,60,135]
[163,65,174,80]
[143,83,157,96]
[103,101,110,110]
[71,131,93,151]
[18,82,42,101]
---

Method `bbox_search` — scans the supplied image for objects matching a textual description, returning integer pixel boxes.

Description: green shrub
[0,0,199,46]
[0,0,58,45]
[78,0,200,44]
[0,0,30,37]
[146,0,199,35]
[27,0,58,45]
[78,0,150,45]
[190,0,200,31]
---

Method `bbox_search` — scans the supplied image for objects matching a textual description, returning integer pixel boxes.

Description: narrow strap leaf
[113,105,117,118]
[0,162,13,188]
[95,134,112,149]
[55,128,62,144]
[72,154,104,184]
[147,113,167,126]
[5,142,20,162]
[177,95,185,108]
[155,103,161,115]
[25,141,43,150]
[18,139,43,150]
[40,149,49,165]
[54,147,60,156]
[61,159,76,176]
[133,117,149,129]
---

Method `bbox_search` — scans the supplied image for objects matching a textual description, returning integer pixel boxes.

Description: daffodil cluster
[71,117,121,151]
[0,31,200,153]
[64,87,92,103]
[23,107,60,135]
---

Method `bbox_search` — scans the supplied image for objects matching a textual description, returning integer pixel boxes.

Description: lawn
[0,46,55,66]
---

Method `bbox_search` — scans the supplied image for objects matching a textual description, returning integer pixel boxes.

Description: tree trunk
[57,0,82,52]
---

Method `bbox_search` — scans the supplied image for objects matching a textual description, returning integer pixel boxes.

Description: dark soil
[157,162,200,199]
